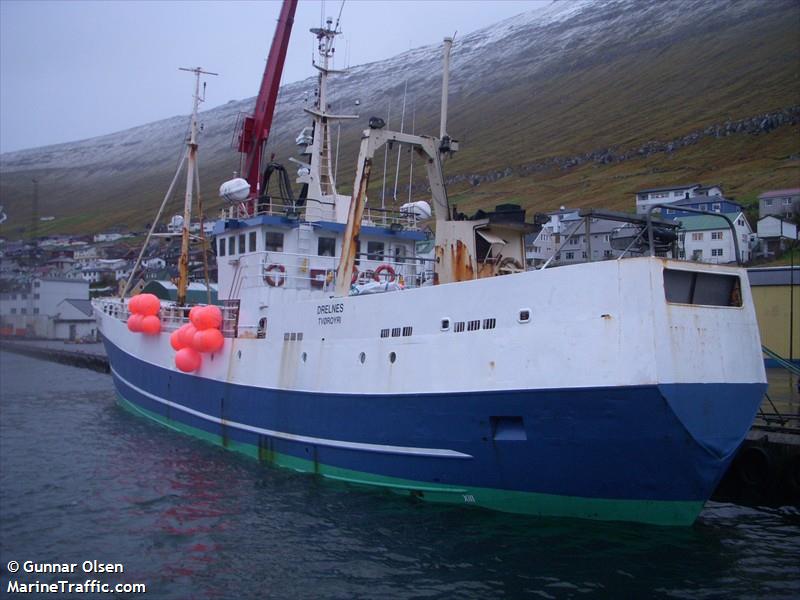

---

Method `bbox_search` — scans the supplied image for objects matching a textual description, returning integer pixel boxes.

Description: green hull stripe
[117,393,704,526]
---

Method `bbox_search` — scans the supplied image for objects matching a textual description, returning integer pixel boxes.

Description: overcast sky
[0,0,545,154]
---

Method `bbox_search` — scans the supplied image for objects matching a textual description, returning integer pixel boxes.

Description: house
[756,216,798,256]
[677,212,753,264]
[661,197,743,218]
[758,188,800,219]
[53,298,98,341]
[526,208,622,266]
[635,183,724,214]
[0,277,90,338]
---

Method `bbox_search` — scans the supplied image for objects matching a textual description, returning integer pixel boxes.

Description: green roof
[141,280,219,305]
[678,212,742,232]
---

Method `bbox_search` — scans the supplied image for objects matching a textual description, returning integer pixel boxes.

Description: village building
[677,212,753,264]
[758,188,800,219]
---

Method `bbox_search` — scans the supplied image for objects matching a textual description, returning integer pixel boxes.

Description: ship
[94,3,767,526]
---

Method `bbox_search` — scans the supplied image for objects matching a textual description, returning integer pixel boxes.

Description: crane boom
[238,0,298,210]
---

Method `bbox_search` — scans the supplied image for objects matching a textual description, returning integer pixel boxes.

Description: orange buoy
[127,313,144,332]
[128,295,142,314]
[193,328,224,353]
[175,347,201,372]
[138,293,161,316]
[194,305,223,330]
[141,315,161,335]
[178,323,198,348]
[170,329,185,351]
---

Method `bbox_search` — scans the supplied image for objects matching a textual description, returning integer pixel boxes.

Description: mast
[177,66,217,306]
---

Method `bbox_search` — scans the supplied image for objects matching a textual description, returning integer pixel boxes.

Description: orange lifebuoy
[373,264,396,282]
[265,263,286,287]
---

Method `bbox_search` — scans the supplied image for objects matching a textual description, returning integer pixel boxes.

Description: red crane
[237,0,298,214]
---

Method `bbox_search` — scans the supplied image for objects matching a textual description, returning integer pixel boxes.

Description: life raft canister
[265,263,286,287]
[373,264,396,282]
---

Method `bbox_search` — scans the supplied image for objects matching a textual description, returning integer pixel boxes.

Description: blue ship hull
[104,338,765,525]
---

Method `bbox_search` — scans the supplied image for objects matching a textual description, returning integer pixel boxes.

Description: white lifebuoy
[264,263,286,287]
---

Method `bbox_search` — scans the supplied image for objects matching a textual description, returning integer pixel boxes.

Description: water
[1,352,798,599]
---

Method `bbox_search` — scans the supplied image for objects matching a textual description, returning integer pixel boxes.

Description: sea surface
[1,351,798,599]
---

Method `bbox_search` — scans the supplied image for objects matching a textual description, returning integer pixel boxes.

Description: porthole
[359,352,366,364]
[301,352,307,363]
[389,352,396,364]
[518,309,531,324]
[440,318,450,331]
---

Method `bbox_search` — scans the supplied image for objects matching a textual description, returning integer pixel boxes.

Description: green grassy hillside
[1,0,798,237]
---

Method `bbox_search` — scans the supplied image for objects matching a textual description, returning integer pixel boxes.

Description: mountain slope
[1,0,798,236]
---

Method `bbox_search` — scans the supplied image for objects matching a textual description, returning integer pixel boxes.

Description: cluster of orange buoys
[169,305,225,373]
[126,293,163,335]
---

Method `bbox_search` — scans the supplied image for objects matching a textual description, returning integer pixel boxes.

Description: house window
[581,251,587,259]
[692,233,704,241]
[367,241,385,260]
[33,308,39,314]
[33,294,39,300]
[712,203,721,212]
[569,238,578,245]
[565,252,574,260]
[238,234,246,254]
[711,231,723,240]
[712,248,724,257]
[265,232,284,252]
[765,199,773,206]
[318,237,336,257]
[10,308,16,314]
[228,237,235,255]
[20,308,26,314]
[249,231,257,252]
[604,250,612,258]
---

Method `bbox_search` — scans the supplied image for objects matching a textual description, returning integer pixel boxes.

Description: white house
[678,212,753,264]
[53,299,98,341]
[635,183,724,214]
[0,277,90,338]
[756,215,798,256]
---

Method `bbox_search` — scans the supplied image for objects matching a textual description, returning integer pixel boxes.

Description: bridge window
[249,231,257,252]
[367,241,385,260]
[228,237,235,255]
[265,232,284,252]
[318,237,336,256]
[218,238,226,256]
[238,234,246,254]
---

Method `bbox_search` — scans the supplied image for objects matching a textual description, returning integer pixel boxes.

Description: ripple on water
[2,352,799,599]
